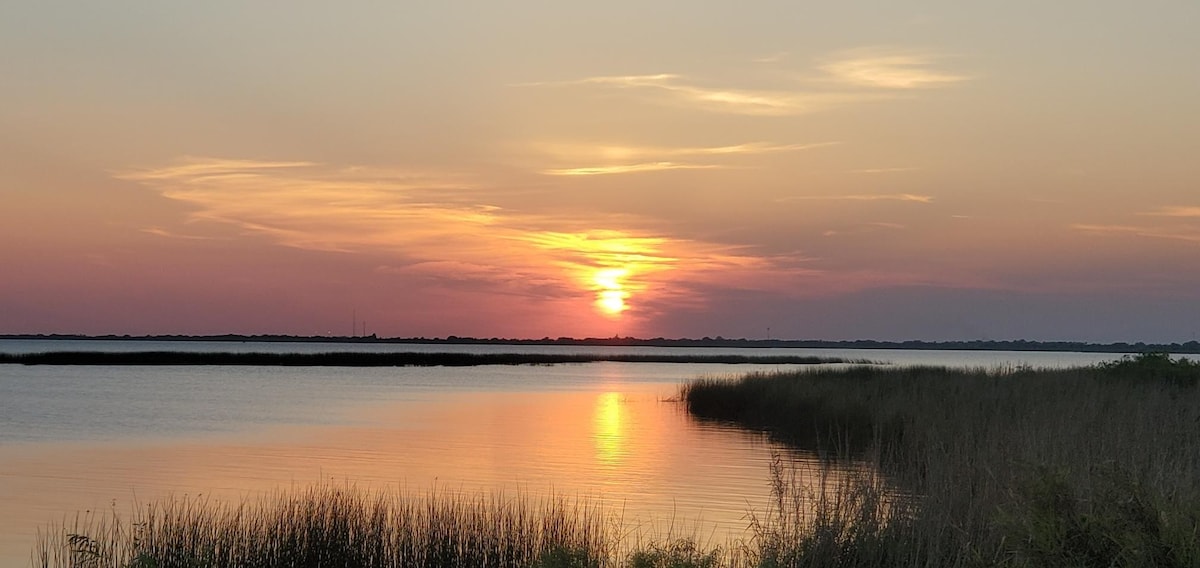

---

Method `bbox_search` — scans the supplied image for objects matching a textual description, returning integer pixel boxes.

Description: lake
[0,340,1124,566]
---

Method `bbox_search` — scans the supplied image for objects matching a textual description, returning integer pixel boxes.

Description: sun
[592,268,630,316]
[597,290,628,315]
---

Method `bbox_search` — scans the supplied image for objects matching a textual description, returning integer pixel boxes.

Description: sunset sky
[2,2,1199,341]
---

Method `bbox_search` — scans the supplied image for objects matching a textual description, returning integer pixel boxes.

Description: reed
[684,353,1200,566]
[35,485,620,568]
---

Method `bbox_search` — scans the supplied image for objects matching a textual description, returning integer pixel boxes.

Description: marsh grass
[32,468,898,568]
[36,485,619,568]
[685,353,1200,566]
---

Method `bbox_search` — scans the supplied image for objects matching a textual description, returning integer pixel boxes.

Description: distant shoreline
[2,333,1198,354]
[0,351,864,367]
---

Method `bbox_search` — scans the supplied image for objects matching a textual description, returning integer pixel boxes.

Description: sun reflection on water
[592,392,627,466]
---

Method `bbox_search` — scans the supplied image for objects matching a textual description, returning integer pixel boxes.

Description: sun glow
[593,268,630,316]
[125,160,792,330]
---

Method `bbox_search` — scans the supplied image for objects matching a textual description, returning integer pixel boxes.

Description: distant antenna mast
[352,309,357,338]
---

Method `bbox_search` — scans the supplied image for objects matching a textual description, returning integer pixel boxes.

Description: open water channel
[0,340,1122,565]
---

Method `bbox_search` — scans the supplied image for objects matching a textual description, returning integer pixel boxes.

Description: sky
[2,2,1199,342]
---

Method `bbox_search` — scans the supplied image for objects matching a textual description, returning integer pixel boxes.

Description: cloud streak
[122,157,816,324]
[1072,224,1200,243]
[542,162,721,176]
[522,73,881,116]
[821,49,971,89]
[538,141,838,161]
[781,193,934,203]
[822,222,907,237]
[851,167,919,174]
[1140,206,1200,218]
[139,227,226,241]
[536,141,837,176]
[520,47,968,117]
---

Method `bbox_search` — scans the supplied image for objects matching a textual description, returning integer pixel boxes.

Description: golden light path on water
[592,392,627,465]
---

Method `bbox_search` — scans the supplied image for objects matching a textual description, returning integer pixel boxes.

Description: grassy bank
[36,483,775,568]
[37,486,611,568]
[684,353,1200,566]
[0,351,861,367]
[38,467,899,568]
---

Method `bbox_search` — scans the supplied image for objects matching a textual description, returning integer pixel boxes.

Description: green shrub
[624,539,721,568]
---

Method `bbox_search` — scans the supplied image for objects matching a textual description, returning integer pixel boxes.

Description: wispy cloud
[752,52,789,64]
[781,193,934,203]
[542,162,721,176]
[122,156,815,321]
[120,158,316,181]
[822,222,907,237]
[535,141,837,176]
[821,48,971,89]
[1072,223,1200,243]
[1139,206,1200,218]
[519,46,968,116]
[851,166,919,174]
[140,227,226,241]
[539,141,838,161]
[520,73,880,116]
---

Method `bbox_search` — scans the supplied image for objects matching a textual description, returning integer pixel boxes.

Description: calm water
[0,340,1126,565]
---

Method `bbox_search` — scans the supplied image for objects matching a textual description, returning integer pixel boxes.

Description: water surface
[0,341,1126,565]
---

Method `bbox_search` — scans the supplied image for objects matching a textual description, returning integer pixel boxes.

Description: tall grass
[36,485,617,568]
[685,353,1200,566]
[34,467,904,568]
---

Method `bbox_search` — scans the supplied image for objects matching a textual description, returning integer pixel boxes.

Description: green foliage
[1000,466,1183,567]
[535,545,602,568]
[1098,351,1200,385]
[624,539,721,568]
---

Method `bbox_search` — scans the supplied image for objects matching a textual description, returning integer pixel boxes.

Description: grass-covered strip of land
[684,353,1200,567]
[0,351,863,366]
[38,486,612,568]
[37,484,777,568]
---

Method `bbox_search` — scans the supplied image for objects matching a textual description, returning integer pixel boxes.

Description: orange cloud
[121,157,814,323]
[1140,206,1200,218]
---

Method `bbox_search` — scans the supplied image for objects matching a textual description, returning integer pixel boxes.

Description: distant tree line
[4,334,1199,354]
